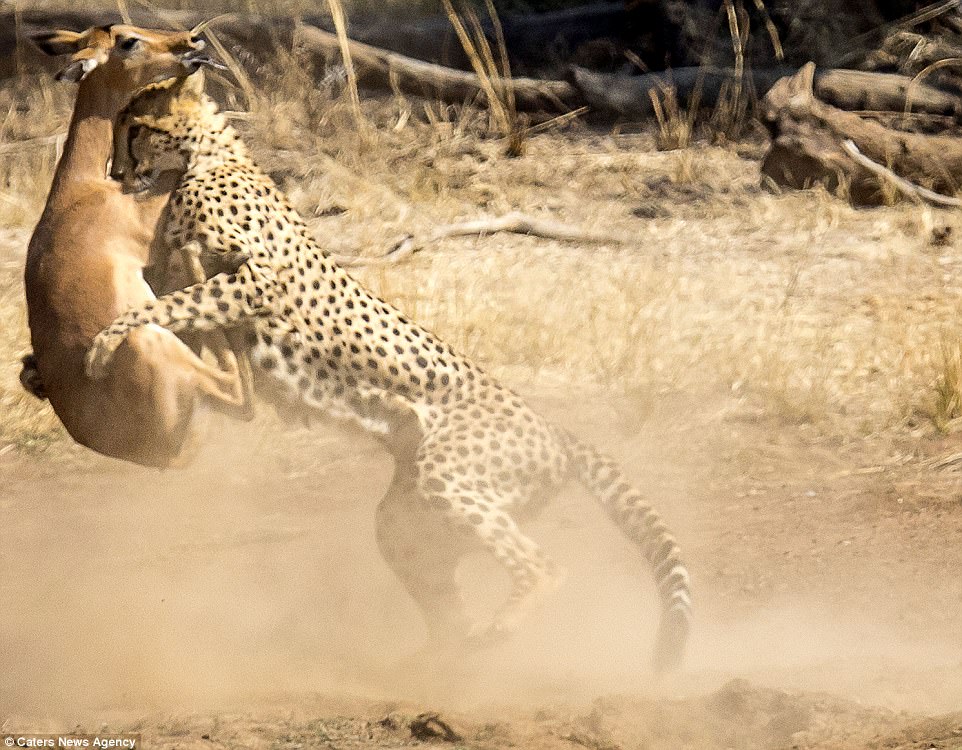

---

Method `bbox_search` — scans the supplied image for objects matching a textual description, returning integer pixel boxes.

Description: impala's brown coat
[24,25,251,468]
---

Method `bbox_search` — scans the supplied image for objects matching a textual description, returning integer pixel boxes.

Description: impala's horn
[189,15,229,37]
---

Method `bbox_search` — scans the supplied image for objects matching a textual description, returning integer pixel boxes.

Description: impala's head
[30,22,217,90]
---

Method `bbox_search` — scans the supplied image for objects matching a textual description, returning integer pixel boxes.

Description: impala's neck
[48,76,134,198]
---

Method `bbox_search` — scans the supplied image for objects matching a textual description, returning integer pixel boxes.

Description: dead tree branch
[330,211,626,267]
[841,139,962,206]
[293,24,579,112]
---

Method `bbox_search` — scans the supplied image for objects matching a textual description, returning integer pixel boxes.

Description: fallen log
[569,64,962,120]
[760,62,962,205]
[293,24,580,112]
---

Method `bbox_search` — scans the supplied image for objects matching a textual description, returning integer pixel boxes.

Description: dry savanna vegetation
[4,2,962,749]
[4,41,962,453]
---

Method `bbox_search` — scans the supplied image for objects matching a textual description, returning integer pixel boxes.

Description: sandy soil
[3,98,962,747]
[3,375,962,749]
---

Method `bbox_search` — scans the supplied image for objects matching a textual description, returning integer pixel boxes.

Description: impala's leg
[86,265,268,380]
[178,239,209,283]
[215,328,256,421]
[125,324,253,409]
[115,326,245,469]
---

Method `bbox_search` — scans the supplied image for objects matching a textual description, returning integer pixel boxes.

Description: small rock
[409,713,463,743]
[631,204,669,219]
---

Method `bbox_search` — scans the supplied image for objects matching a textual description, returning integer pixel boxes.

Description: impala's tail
[564,431,692,671]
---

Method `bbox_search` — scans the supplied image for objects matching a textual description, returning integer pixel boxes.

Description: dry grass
[0,75,69,450]
[3,30,962,458]
[650,83,697,154]
[0,229,60,451]
[441,0,526,156]
[924,336,962,433]
[11,0,443,14]
[0,74,69,227]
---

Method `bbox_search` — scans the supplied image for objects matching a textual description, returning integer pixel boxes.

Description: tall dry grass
[0,227,61,451]
[0,74,69,450]
[1,11,962,456]
[440,0,527,156]
[0,74,69,228]
[10,0,442,14]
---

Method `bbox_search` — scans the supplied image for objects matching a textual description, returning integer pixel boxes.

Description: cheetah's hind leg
[417,471,566,650]
[376,467,474,647]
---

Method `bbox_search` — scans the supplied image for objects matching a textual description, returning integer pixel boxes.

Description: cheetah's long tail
[563,430,692,672]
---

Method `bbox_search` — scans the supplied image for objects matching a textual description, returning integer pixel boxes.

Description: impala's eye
[118,36,142,52]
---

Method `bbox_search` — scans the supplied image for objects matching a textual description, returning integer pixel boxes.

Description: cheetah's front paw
[85,330,127,380]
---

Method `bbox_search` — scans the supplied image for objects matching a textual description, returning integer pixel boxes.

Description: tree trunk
[569,65,962,120]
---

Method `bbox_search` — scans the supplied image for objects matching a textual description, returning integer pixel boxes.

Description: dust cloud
[2,410,961,730]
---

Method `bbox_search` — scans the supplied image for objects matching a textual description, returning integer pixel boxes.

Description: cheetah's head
[112,70,211,190]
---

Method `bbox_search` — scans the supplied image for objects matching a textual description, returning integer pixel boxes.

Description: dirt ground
[4,72,962,747]
[5,368,962,750]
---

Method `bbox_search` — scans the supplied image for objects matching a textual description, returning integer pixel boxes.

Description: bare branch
[330,211,627,267]
[841,139,962,207]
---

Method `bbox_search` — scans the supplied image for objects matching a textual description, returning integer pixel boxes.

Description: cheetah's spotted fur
[88,74,692,669]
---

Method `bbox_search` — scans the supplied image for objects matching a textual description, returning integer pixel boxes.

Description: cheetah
[86,73,693,670]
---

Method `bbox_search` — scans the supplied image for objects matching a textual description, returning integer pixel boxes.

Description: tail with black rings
[563,430,692,671]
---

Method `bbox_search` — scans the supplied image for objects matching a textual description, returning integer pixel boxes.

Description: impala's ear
[30,29,86,57]
[55,57,98,83]
[54,47,106,83]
